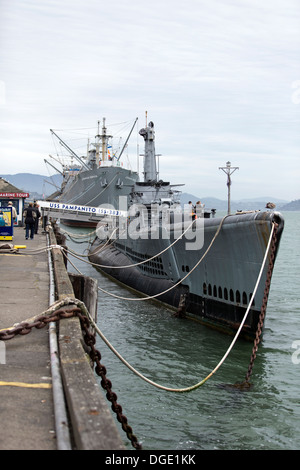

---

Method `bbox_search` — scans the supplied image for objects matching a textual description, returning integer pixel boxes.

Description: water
[64,211,300,450]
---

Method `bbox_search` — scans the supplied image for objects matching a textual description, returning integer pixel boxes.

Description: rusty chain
[0,222,279,442]
[75,310,142,450]
[0,306,77,341]
[244,222,278,384]
[0,302,142,450]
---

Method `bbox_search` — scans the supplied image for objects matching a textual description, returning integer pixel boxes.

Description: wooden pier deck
[0,226,125,450]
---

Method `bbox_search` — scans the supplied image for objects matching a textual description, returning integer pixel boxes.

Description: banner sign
[0,192,29,198]
[0,207,13,240]
[37,200,128,218]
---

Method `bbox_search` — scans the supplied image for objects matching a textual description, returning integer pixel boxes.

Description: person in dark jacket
[23,203,36,240]
[33,202,41,234]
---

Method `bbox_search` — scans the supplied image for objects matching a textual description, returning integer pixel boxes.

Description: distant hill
[181,193,228,210]
[181,193,289,212]
[1,173,62,198]
[0,173,295,211]
[280,199,300,211]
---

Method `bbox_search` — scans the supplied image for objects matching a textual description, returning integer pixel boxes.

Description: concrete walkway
[0,225,126,451]
[0,227,56,450]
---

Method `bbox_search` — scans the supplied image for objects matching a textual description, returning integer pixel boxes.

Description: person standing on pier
[23,203,36,240]
[8,201,17,222]
[33,202,41,234]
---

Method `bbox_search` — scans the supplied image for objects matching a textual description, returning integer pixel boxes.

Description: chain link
[1,223,279,443]
[0,304,142,450]
[0,306,79,341]
[76,310,143,450]
[244,223,278,384]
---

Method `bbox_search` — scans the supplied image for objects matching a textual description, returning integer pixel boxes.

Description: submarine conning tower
[139,121,157,183]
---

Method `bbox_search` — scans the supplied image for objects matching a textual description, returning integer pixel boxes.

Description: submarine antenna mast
[219,161,239,215]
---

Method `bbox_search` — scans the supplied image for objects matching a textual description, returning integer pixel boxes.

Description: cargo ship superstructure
[48,118,140,226]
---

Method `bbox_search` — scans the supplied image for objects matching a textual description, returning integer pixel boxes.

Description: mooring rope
[59,227,97,239]
[48,221,275,393]
[62,217,225,301]
[66,216,207,266]
[62,215,228,302]
[0,223,275,394]
[6,214,212,266]
[83,222,275,392]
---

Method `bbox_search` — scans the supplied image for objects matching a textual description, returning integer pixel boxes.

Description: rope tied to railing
[0,220,278,446]
[0,297,142,450]
[65,222,277,393]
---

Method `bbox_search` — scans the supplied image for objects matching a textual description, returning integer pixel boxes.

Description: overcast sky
[1,0,299,201]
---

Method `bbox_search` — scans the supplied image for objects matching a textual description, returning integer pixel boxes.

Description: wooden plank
[48,224,125,450]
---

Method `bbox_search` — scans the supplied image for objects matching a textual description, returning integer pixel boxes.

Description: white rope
[3,222,275,393]
[62,215,228,302]
[84,222,275,392]
[8,245,62,255]
[59,227,97,239]
[67,214,228,271]
[67,218,197,265]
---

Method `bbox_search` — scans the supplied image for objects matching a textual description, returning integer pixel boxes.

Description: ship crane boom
[50,129,90,171]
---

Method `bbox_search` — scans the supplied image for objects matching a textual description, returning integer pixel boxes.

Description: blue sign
[0,207,13,240]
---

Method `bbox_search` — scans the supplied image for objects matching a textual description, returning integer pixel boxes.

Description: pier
[0,226,125,450]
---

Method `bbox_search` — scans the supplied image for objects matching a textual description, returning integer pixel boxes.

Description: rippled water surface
[64,211,300,450]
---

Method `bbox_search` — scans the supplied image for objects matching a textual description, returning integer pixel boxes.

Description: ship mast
[102,118,108,162]
[219,161,239,214]
[94,121,101,165]
[93,118,112,164]
[139,120,157,183]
